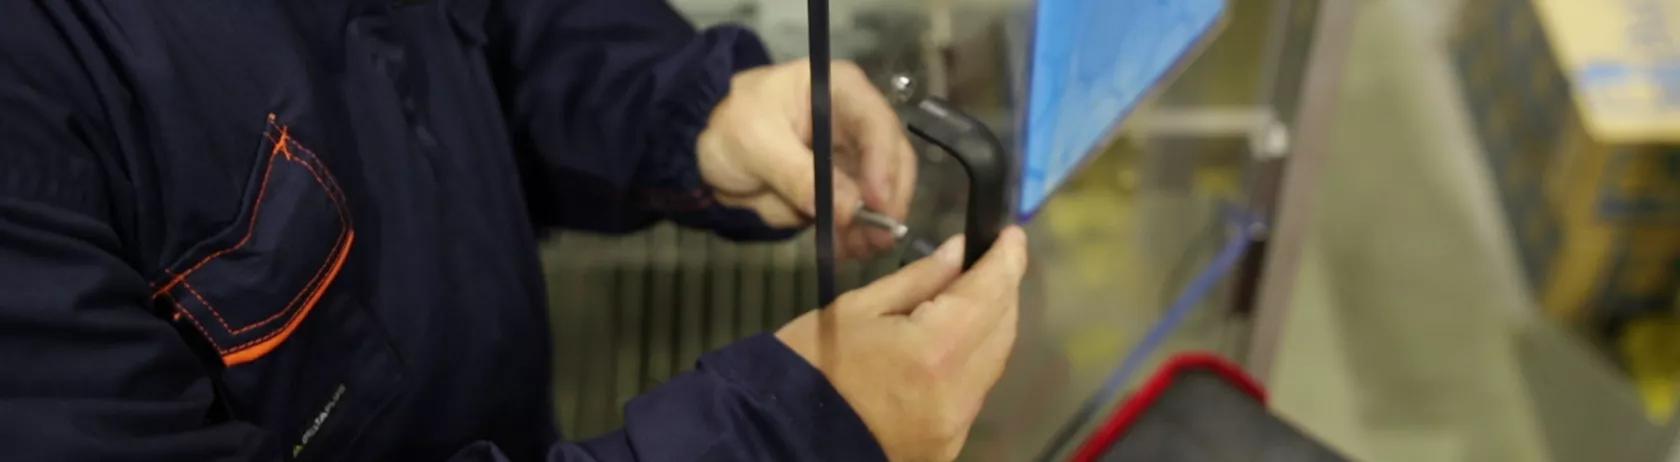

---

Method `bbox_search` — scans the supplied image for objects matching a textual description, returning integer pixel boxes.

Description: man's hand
[697,59,916,259]
[776,226,1029,461]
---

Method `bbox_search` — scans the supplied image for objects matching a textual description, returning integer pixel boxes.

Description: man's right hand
[775,226,1029,461]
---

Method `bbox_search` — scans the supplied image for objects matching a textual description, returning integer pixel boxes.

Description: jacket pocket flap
[153,115,354,366]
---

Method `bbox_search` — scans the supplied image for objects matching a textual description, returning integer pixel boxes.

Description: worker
[0,1,1029,461]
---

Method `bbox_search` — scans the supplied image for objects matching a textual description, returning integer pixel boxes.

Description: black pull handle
[902,98,1012,269]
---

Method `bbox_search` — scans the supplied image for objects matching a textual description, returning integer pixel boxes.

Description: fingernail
[934,235,963,265]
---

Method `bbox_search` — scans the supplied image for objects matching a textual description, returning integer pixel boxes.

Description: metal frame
[1242,0,1359,382]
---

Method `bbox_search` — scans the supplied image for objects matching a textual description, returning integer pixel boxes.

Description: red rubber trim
[1069,353,1266,462]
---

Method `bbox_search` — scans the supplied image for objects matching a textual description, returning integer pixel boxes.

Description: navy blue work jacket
[0,1,884,460]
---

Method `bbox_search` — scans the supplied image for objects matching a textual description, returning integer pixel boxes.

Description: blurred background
[540,0,1680,460]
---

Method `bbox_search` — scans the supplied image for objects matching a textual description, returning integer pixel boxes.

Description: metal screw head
[1251,121,1291,160]
[888,74,916,104]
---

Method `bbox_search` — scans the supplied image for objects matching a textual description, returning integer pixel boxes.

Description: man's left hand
[697,59,916,259]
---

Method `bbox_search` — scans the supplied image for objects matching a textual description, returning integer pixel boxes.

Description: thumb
[911,226,1028,341]
[836,235,964,316]
[748,123,863,227]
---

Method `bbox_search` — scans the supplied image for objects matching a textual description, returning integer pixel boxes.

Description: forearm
[448,335,886,461]
[489,0,788,239]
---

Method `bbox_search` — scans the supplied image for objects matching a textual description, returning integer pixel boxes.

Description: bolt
[888,74,916,104]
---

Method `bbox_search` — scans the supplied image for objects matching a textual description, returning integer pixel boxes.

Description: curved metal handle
[902,98,1011,269]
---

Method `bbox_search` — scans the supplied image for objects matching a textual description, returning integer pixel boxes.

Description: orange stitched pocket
[152,114,355,366]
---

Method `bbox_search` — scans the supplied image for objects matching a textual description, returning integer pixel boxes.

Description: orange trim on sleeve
[221,231,355,366]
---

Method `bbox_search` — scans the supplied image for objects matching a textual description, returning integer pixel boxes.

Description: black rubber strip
[808,0,836,307]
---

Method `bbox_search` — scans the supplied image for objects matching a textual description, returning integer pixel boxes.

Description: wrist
[705,334,888,460]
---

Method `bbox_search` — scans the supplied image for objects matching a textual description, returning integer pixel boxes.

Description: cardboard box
[1452,0,1680,325]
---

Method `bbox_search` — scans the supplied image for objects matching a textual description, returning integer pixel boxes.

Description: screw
[888,74,915,104]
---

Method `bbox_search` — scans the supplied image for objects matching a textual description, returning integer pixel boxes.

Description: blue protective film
[1019,0,1228,218]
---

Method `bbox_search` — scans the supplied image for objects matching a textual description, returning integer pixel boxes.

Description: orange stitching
[222,231,355,366]
[225,234,351,353]
[182,233,340,336]
[178,279,236,333]
[292,146,348,204]
[268,129,349,210]
[263,226,347,328]
[267,134,341,201]
[164,128,352,338]
[150,131,286,298]
[273,132,347,198]
[271,123,289,158]
[233,138,354,337]
[279,141,350,222]
[266,114,294,162]
[169,147,350,335]
[279,139,352,233]
[234,141,352,336]
[223,214,347,336]
[152,115,320,295]
[261,134,347,213]
[165,292,225,353]
[222,130,356,364]
[151,115,358,365]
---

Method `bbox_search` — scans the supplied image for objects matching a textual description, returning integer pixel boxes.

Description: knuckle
[834,61,865,78]
[912,299,940,316]
[785,169,815,197]
[833,291,862,309]
[936,292,972,310]
[915,343,959,379]
[932,410,969,454]
[937,442,963,462]
[777,58,811,75]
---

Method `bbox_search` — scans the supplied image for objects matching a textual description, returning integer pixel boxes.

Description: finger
[746,124,819,212]
[863,225,896,252]
[966,288,1019,387]
[958,295,1018,414]
[716,192,806,228]
[832,62,907,210]
[911,226,1029,340]
[865,225,896,255]
[888,136,917,219]
[839,227,871,261]
[836,235,964,316]
[832,138,865,181]
[746,125,865,226]
[839,215,896,254]
[832,171,862,229]
[857,228,885,260]
[861,139,916,251]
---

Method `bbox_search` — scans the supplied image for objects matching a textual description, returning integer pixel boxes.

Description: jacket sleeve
[0,183,271,460]
[488,0,794,241]
[0,4,271,458]
[445,335,886,462]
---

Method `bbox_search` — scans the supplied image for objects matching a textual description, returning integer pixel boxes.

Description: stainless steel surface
[538,1,1352,458]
